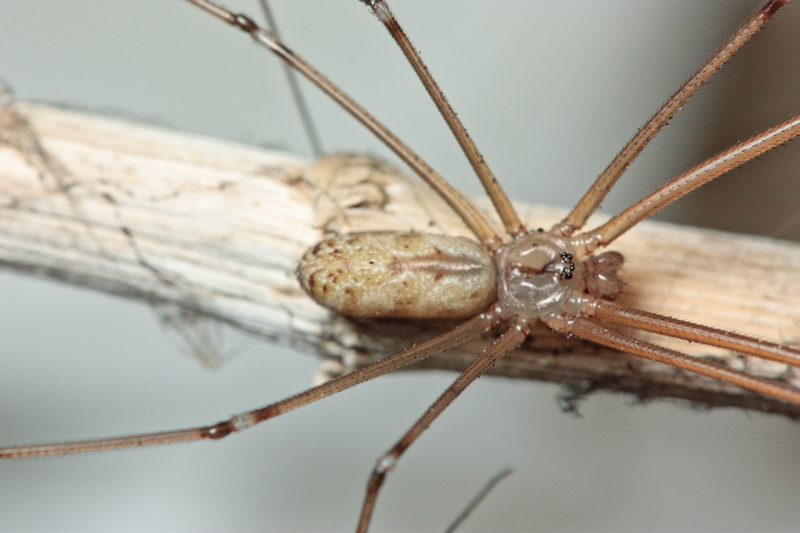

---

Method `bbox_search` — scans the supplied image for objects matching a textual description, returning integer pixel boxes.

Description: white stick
[2,101,799,414]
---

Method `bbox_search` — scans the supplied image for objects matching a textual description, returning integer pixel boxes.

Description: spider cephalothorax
[495,230,585,318]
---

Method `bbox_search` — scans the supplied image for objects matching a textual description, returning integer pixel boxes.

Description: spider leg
[185,0,501,249]
[580,297,800,367]
[555,0,790,236]
[573,113,800,253]
[356,317,530,533]
[0,310,499,458]
[363,0,524,237]
[544,314,800,405]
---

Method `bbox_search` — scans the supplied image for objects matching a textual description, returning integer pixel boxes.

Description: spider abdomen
[298,232,496,318]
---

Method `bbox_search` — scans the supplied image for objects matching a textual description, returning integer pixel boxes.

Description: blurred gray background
[0,1,799,531]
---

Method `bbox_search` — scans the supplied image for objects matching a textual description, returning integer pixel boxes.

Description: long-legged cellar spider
[1,0,799,531]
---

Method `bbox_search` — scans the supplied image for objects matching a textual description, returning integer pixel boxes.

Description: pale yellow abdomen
[298,232,496,318]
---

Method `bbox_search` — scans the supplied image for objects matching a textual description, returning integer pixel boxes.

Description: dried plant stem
[2,102,800,416]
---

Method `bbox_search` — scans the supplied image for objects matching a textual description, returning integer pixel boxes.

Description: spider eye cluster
[495,231,584,318]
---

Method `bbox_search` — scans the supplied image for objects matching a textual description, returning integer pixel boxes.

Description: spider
[0,1,796,532]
